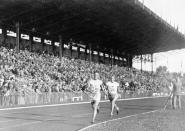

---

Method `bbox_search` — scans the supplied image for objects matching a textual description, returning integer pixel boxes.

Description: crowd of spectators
[0,46,172,98]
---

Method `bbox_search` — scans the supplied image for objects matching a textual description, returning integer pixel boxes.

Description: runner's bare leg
[91,101,99,123]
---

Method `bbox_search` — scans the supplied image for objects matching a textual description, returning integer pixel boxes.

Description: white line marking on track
[0,96,165,111]
[78,109,160,131]
[0,121,42,130]
[0,120,17,123]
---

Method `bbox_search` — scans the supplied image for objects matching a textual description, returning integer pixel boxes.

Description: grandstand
[0,0,185,131]
[0,0,184,107]
[0,0,185,66]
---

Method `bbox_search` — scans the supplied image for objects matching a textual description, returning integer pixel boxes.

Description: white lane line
[0,121,42,130]
[0,96,165,111]
[78,109,160,131]
[0,120,17,123]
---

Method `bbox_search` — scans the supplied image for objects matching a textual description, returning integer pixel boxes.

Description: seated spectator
[0,45,172,98]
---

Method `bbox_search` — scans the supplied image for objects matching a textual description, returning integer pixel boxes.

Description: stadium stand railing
[0,90,161,108]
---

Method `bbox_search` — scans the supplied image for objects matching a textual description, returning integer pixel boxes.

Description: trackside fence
[0,91,167,108]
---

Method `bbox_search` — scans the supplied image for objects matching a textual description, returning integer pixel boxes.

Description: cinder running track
[0,97,167,131]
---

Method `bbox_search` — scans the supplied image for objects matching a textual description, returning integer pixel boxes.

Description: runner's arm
[84,80,93,94]
[117,83,122,94]
[101,82,108,95]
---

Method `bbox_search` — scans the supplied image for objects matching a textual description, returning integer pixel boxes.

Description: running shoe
[97,107,100,114]
[116,107,119,115]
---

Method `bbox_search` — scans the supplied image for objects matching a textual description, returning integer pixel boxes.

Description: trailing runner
[106,75,120,116]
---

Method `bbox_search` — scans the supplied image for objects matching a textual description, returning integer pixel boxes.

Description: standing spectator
[172,76,182,109]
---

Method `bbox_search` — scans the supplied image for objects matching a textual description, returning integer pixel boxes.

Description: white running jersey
[88,79,103,101]
[89,79,103,94]
[106,81,119,94]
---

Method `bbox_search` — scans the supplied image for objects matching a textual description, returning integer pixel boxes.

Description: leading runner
[88,72,104,123]
[106,75,120,116]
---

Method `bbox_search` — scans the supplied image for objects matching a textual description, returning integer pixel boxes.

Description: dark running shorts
[108,93,117,101]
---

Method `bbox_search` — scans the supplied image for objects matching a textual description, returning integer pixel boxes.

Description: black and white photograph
[0,0,185,130]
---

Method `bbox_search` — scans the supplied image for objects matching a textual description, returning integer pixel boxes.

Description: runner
[87,72,103,123]
[106,76,120,116]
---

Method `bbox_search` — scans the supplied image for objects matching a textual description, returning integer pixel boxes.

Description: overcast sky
[133,0,185,73]
[143,0,185,33]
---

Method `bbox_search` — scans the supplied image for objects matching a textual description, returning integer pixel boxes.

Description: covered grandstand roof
[0,0,185,55]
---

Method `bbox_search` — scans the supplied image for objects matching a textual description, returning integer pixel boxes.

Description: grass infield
[85,106,185,131]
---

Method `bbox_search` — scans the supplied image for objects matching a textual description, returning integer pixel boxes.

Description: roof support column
[69,42,72,59]
[85,46,87,61]
[111,49,114,66]
[109,53,112,67]
[41,37,45,53]
[91,50,94,63]
[16,22,20,53]
[103,52,106,64]
[77,46,80,59]
[151,53,154,74]
[89,43,92,65]
[29,33,33,52]
[1,26,7,47]
[59,35,63,60]
[118,57,120,66]
[97,46,100,64]
[128,54,133,68]
[127,55,129,67]
[140,55,143,72]
[121,57,123,66]
[51,40,55,55]
[113,55,116,65]
[121,57,125,66]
